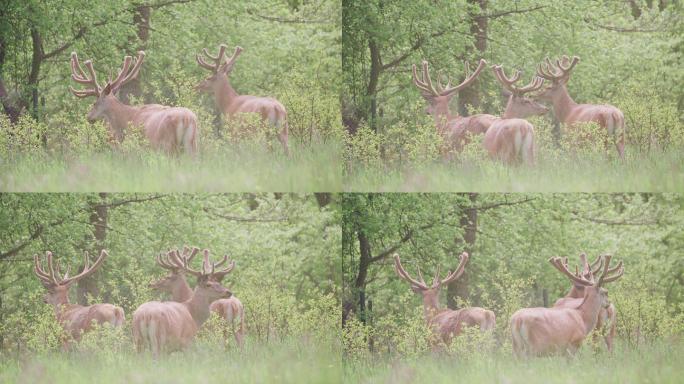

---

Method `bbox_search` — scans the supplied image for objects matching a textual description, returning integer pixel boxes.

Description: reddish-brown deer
[486,65,549,165]
[412,60,498,157]
[196,44,289,154]
[149,247,245,348]
[553,253,617,351]
[132,247,232,357]
[535,55,625,158]
[393,252,495,348]
[510,254,623,357]
[69,51,198,155]
[33,250,125,345]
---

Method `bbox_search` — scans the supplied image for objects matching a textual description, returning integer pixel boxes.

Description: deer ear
[410,285,423,294]
[102,83,112,95]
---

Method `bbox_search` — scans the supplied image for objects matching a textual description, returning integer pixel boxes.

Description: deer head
[491,64,548,118]
[149,246,199,295]
[165,247,233,301]
[393,252,469,316]
[195,44,243,93]
[534,55,580,100]
[69,51,145,136]
[34,250,108,306]
[412,59,487,119]
[549,253,624,309]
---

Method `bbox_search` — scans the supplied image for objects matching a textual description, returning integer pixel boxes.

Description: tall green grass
[0,337,341,384]
[344,148,684,192]
[0,140,341,192]
[344,341,683,383]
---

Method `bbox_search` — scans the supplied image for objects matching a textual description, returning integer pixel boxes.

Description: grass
[0,140,341,192]
[0,337,341,384]
[344,148,684,192]
[344,341,683,383]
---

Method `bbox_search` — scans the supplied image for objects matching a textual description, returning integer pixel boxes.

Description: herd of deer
[394,251,623,357]
[33,246,245,357]
[69,44,289,155]
[412,55,626,164]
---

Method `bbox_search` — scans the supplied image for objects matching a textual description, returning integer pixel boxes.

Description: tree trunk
[77,193,108,304]
[366,38,381,132]
[355,229,372,324]
[119,5,150,104]
[314,193,332,208]
[447,193,478,309]
[458,0,488,116]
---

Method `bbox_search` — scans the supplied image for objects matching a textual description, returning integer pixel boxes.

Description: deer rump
[210,298,243,323]
[60,303,125,340]
[432,307,495,343]
[132,301,198,353]
[510,307,588,356]
[483,119,535,164]
[130,105,198,154]
[565,104,624,138]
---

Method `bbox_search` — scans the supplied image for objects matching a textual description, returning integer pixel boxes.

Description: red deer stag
[33,250,125,345]
[69,51,198,155]
[553,253,617,352]
[486,65,548,165]
[132,247,232,357]
[149,247,245,348]
[412,60,497,157]
[196,44,289,154]
[394,252,495,348]
[535,55,625,158]
[510,254,623,357]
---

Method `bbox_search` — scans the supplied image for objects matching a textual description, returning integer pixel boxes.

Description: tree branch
[0,219,65,260]
[477,5,546,20]
[475,197,536,211]
[203,207,288,223]
[94,195,166,209]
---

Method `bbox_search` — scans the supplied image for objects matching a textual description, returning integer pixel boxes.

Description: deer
[132,247,232,357]
[486,65,549,165]
[196,44,289,154]
[510,254,624,358]
[149,246,245,348]
[33,250,125,346]
[535,55,625,158]
[552,253,617,352]
[69,51,198,155]
[412,59,498,158]
[393,252,496,348]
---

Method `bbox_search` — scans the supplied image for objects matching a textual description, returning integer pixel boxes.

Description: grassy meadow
[344,341,682,384]
[0,139,341,192]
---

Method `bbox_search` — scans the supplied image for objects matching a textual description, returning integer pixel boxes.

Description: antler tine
[411,62,438,96]
[491,64,521,93]
[557,55,580,74]
[156,251,178,271]
[393,253,429,290]
[209,253,235,281]
[59,250,108,285]
[440,59,487,96]
[196,53,218,72]
[589,254,604,277]
[171,247,203,277]
[46,251,60,285]
[600,259,624,285]
[219,46,243,74]
[70,52,100,98]
[439,251,469,286]
[201,47,219,61]
[34,252,55,284]
[596,254,613,287]
[421,61,438,96]
[549,256,593,286]
[432,264,441,287]
[110,51,145,94]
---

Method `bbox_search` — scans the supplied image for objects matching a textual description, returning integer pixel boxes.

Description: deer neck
[566,285,584,299]
[172,275,193,302]
[549,85,577,123]
[103,100,140,139]
[576,288,603,335]
[215,77,239,114]
[422,294,441,323]
[184,289,213,327]
[502,97,519,119]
